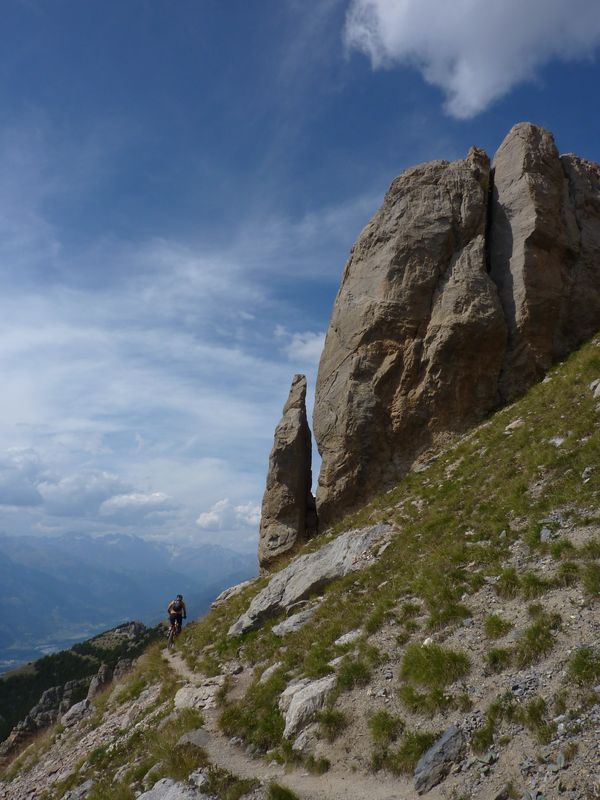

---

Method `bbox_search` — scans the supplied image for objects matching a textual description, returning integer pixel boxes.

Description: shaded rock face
[258,374,317,570]
[314,123,600,525]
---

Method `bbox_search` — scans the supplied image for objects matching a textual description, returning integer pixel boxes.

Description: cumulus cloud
[38,471,130,517]
[345,0,600,118]
[275,327,325,365]
[0,449,45,507]
[196,498,261,531]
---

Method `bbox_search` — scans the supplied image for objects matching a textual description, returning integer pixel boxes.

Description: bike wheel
[167,626,175,649]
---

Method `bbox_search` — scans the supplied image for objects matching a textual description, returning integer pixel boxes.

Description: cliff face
[313,122,600,526]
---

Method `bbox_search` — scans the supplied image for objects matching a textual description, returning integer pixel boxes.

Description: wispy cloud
[0,117,371,547]
[345,0,600,118]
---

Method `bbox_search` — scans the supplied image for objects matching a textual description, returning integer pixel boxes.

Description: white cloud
[100,491,171,514]
[38,471,130,517]
[282,331,325,364]
[345,0,600,118]
[196,498,261,531]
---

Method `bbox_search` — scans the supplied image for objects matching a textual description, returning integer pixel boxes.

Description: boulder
[113,658,134,682]
[281,675,337,738]
[63,779,94,800]
[87,663,113,700]
[258,374,317,571]
[272,606,318,637]
[136,778,208,800]
[229,523,391,636]
[413,725,466,793]
[211,579,256,609]
[61,698,91,727]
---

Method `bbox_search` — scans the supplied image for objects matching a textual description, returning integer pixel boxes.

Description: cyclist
[167,594,187,639]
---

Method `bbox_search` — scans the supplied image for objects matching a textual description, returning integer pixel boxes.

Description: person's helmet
[177,594,183,600]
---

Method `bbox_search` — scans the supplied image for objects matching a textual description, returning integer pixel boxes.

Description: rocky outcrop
[413,725,466,793]
[313,123,600,525]
[258,374,317,570]
[0,678,89,759]
[230,523,391,636]
[87,663,113,700]
[279,675,337,738]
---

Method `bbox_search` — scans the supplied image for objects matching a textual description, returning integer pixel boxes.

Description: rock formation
[313,122,600,525]
[258,374,317,571]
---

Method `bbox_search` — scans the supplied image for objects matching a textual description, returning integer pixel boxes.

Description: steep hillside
[2,337,599,799]
[0,622,162,743]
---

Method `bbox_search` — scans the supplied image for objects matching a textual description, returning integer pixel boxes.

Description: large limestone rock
[313,123,600,525]
[230,523,391,636]
[314,147,506,525]
[258,374,317,571]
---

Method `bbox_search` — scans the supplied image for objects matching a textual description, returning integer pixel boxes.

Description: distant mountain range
[0,532,256,672]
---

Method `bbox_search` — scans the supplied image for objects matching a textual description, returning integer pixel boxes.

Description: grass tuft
[400,643,470,689]
[368,711,404,746]
[483,614,513,638]
[568,647,600,686]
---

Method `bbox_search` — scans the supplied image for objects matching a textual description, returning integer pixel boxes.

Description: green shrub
[316,709,348,743]
[305,755,330,774]
[554,561,579,587]
[582,563,600,596]
[400,643,470,689]
[486,648,512,673]
[267,784,300,800]
[368,711,404,746]
[549,538,576,559]
[219,672,286,751]
[483,614,512,638]
[337,656,372,690]
[514,612,561,667]
[495,567,520,599]
[520,697,556,744]
[568,647,600,686]
[520,572,552,599]
[382,731,439,775]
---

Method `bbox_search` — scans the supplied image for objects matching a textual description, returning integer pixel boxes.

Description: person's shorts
[169,613,183,626]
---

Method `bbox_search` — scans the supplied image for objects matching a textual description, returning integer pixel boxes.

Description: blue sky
[1,0,600,552]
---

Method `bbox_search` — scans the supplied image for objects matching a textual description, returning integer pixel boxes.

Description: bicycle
[167,617,182,649]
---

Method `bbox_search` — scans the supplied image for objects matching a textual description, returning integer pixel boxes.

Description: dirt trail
[164,650,441,800]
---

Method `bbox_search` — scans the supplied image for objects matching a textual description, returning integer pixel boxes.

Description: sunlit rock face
[313,123,600,526]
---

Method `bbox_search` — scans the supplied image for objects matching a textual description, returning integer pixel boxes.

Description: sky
[1,0,600,552]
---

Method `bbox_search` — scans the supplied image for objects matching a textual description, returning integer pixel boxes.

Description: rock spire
[258,374,317,571]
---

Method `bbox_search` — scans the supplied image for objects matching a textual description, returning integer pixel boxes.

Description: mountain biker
[167,594,187,635]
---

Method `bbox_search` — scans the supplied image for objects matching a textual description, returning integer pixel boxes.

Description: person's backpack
[172,599,183,612]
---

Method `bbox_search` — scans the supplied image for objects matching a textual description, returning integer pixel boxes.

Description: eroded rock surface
[230,523,391,636]
[413,725,466,793]
[313,123,600,525]
[258,374,317,570]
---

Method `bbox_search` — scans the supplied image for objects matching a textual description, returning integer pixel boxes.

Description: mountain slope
[2,337,600,798]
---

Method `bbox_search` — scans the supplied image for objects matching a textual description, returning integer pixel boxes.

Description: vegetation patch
[568,646,600,686]
[368,710,404,747]
[219,671,286,751]
[316,708,348,742]
[373,730,439,775]
[483,614,513,639]
[400,643,470,689]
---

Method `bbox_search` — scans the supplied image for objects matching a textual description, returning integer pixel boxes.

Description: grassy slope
[3,337,600,799]
[180,336,600,754]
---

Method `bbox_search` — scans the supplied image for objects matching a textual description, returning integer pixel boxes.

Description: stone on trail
[136,778,209,800]
[413,725,466,794]
[177,728,210,749]
[174,676,225,710]
[228,523,392,636]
